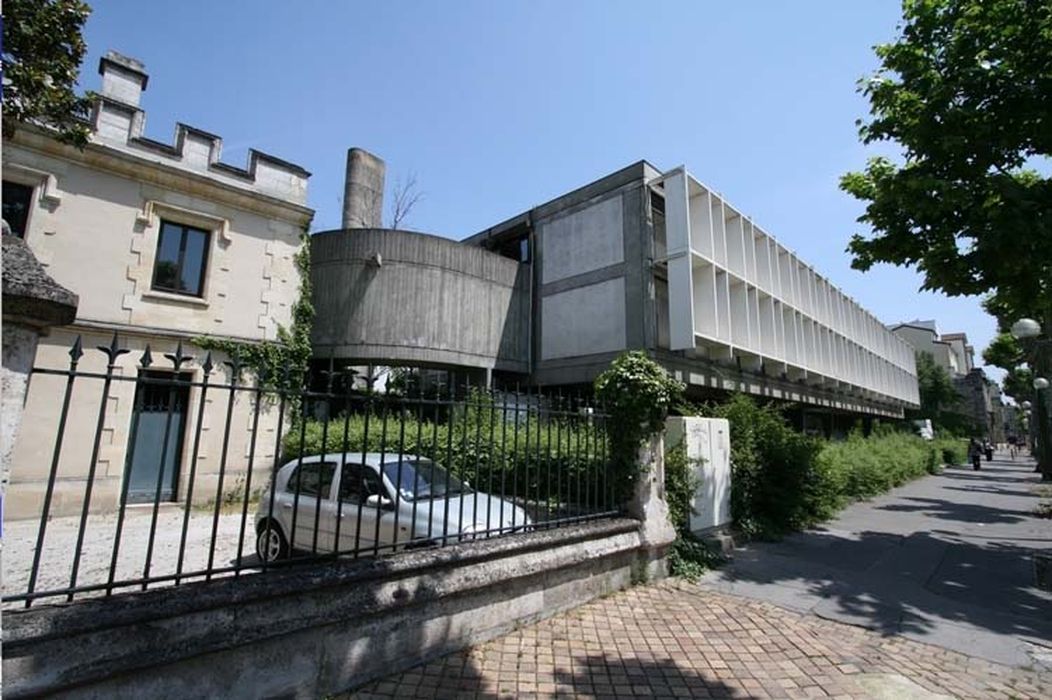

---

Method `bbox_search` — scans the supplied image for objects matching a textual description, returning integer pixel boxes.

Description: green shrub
[698,396,824,538]
[935,437,968,466]
[663,438,697,533]
[696,394,958,539]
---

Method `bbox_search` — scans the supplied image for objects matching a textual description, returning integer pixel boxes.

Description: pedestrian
[968,437,982,471]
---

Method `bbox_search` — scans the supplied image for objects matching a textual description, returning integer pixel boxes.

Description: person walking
[968,437,983,471]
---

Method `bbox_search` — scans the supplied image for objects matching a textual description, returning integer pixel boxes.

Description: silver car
[254,452,531,563]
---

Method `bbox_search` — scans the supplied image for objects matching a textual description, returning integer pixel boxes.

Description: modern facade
[314,157,919,419]
[2,52,312,518]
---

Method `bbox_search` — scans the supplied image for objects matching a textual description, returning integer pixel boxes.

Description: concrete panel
[541,278,626,361]
[540,196,624,284]
[311,229,529,371]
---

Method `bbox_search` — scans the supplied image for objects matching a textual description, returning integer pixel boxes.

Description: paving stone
[346,580,1052,699]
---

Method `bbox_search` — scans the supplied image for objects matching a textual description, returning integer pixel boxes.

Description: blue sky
[79,0,1002,378]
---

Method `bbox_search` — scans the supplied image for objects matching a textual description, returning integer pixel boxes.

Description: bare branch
[389,172,424,230]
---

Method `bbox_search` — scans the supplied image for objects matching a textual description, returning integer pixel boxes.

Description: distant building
[890,321,1001,437]
[889,321,960,375]
[2,51,312,519]
[313,157,920,422]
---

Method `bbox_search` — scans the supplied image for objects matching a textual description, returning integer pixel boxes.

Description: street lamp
[1013,318,1051,479]
[1011,318,1042,339]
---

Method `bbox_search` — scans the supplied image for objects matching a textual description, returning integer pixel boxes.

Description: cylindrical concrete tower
[342,148,386,229]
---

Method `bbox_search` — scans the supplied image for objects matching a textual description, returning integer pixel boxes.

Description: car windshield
[381,459,470,501]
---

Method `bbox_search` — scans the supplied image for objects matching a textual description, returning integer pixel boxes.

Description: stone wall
[3,519,665,699]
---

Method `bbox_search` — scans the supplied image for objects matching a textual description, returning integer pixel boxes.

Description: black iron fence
[3,335,619,608]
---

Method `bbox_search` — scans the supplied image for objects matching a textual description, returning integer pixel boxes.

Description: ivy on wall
[593,350,684,500]
[195,228,314,402]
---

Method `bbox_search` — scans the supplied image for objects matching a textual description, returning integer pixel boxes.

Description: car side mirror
[365,493,394,510]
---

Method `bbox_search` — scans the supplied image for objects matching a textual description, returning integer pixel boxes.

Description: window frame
[285,461,337,500]
[2,180,36,238]
[151,219,211,298]
[338,463,388,504]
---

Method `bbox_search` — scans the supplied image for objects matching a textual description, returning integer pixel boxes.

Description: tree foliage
[841,0,1052,320]
[2,0,94,147]
[913,351,961,425]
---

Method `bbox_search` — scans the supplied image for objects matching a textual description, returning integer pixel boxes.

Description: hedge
[282,395,608,513]
[694,395,968,539]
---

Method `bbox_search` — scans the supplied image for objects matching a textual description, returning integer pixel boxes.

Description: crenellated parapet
[90,51,309,206]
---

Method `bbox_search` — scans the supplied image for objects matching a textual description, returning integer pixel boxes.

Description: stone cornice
[5,125,314,228]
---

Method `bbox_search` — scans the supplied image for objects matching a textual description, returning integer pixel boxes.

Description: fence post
[628,430,676,578]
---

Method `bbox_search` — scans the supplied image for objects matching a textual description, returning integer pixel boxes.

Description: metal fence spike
[68,335,84,364]
[96,332,130,365]
[163,341,193,371]
[139,345,154,369]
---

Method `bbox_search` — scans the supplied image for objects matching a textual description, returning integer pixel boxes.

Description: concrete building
[2,51,312,518]
[314,158,919,419]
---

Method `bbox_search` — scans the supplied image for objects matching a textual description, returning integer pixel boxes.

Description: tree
[912,351,964,431]
[2,0,94,147]
[841,0,1052,321]
[388,172,423,230]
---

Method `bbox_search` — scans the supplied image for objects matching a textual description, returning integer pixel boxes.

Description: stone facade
[2,51,313,519]
[892,321,1002,438]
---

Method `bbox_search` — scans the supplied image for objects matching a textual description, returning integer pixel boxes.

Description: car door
[285,460,337,554]
[334,462,398,554]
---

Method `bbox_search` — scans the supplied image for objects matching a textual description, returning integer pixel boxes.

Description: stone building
[1,51,312,519]
[889,321,961,375]
[314,157,919,420]
[890,321,1002,438]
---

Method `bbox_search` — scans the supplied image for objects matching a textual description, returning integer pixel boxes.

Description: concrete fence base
[3,518,666,699]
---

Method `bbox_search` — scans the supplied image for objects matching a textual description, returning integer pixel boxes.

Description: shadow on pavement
[553,655,738,699]
[877,496,1031,523]
[723,529,1052,642]
[713,458,1052,652]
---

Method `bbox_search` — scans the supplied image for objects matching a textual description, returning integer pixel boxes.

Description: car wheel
[256,521,289,563]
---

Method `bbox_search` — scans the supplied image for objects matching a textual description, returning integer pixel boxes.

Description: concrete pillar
[342,148,386,229]
[628,432,676,564]
[1,234,78,504]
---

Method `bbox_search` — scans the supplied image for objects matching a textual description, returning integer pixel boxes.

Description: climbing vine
[195,228,314,403]
[593,351,684,500]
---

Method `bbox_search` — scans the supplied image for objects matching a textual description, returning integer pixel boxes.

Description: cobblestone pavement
[350,580,1052,699]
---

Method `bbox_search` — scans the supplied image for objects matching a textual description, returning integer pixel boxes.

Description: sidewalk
[350,455,1051,698]
[350,580,1051,699]
[700,453,1052,669]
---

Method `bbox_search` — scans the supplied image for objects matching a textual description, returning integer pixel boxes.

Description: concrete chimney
[342,148,386,229]
[97,51,148,107]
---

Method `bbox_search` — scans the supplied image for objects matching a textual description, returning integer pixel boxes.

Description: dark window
[287,462,336,499]
[338,463,386,503]
[2,181,34,238]
[152,220,210,296]
[494,234,529,262]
